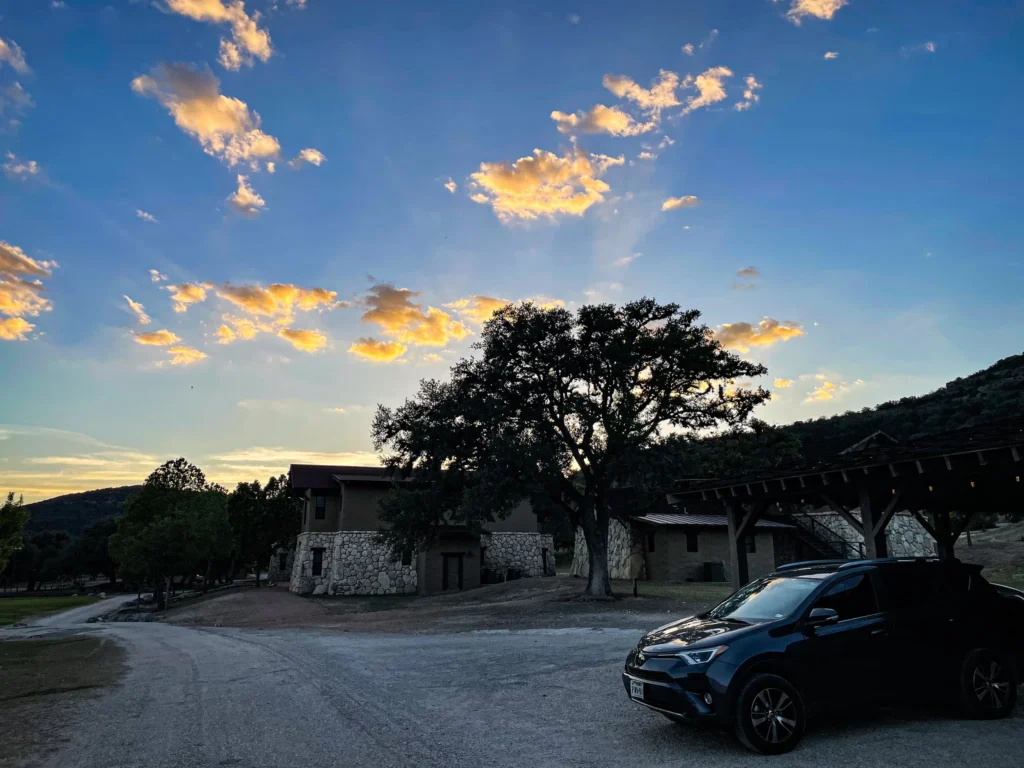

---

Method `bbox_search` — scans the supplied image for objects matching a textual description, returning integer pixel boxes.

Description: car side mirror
[805,607,840,631]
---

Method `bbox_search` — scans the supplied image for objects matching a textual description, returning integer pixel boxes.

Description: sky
[1,0,1022,502]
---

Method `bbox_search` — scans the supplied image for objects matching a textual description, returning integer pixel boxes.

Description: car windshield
[708,576,821,621]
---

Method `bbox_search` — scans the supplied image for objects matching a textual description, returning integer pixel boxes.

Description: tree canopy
[227,475,301,587]
[1,492,29,574]
[373,299,771,596]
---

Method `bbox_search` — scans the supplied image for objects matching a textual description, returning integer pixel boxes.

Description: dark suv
[622,558,1024,754]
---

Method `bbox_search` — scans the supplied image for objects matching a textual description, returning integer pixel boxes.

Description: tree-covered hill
[781,352,1024,459]
[23,486,140,537]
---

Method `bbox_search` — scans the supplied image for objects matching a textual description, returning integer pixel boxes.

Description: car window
[878,566,936,613]
[814,574,878,621]
[708,576,820,621]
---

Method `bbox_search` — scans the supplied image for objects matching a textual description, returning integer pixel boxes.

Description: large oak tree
[373,299,770,597]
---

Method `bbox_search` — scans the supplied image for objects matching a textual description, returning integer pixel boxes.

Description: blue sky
[1,0,1022,501]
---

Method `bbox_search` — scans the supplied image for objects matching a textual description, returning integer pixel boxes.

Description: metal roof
[289,464,393,490]
[633,513,794,529]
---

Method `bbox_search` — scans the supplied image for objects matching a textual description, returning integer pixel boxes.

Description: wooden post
[857,487,888,559]
[725,502,749,591]
[932,506,955,559]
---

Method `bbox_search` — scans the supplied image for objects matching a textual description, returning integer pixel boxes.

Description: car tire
[959,648,1018,719]
[733,673,806,755]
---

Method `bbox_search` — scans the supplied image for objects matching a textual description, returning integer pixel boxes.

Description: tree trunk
[580,503,613,599]
[203,560,211,593]
[154,578,166,611]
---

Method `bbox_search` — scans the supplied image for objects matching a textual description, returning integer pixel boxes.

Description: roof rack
[776,560,848,572]
[837,556,951,569]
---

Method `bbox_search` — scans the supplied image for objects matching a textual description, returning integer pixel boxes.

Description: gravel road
[10,615,1021,768]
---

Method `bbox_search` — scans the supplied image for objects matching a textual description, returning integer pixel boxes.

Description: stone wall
[806,509,935,558]
[268,547,293,584]
[331,532,418,596]
[482,532,556,577]
[290,532,337,595]
[570,519,643,579]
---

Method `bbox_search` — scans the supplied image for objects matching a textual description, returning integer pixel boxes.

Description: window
[311,548,324,577]
[814,574,878,621]
[686,531,699,553]
[314,495,326,520]
[709,576,820,621]
[744,534,756,554]
[647,532,656,553]
[401,549,412,566]
[278,552,288,572]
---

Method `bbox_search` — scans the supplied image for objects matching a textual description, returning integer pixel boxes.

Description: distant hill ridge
[23,486,141,537]
[18,352,1024,536]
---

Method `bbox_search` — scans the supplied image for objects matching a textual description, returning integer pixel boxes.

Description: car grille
[627,666,675,684]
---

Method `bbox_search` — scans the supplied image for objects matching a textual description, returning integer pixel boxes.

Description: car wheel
[959,648,1018,719]
[733,673,806,755]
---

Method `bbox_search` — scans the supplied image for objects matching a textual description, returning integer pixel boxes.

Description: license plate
[630,679,644,701]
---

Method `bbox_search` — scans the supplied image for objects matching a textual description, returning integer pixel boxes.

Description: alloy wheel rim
[973,660,1010,710]
[750,687,797,744]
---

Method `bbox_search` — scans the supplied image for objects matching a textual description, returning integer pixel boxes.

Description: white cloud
[443,177,457,193]
[568,13,581,25]
[287,147,326,169]
[682,66,733,114]
[733,75,762,112]
[682,43,695,56]
[824,51,839,60]
[0,82,35,129]
[614,252,641,267]
[603,70,682,118]
[551,104,656,137]
[136,209,158,223]
[150,269,168,283]
[0,37,30,74]
[2,151,39,180]
[131,62,281,170]
[901,41,938,57]
[227,174,266,217]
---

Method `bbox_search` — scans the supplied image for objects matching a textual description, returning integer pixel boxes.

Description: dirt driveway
[164,576,731,633]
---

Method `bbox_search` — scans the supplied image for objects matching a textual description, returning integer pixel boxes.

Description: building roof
[289,464,393,490]
[633,512,794,529]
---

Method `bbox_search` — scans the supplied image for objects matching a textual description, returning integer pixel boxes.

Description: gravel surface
[2,614,1018,767]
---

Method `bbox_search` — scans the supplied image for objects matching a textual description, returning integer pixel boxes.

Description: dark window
[814,574,878,621]
[744,534,756,554]
[647,532,656,553]
[401,549,412,566]
[311,548,324,577]
[686,531,699,553]
[278,552,288,572]
[314,495,326,520]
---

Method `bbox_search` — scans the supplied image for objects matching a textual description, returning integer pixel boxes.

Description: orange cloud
[227,174,266,217]
[166,282,210,313]
[287,147,326,169]
[550,104,656,137]
[133,329,181,346]
[682,66,733,114]
[165,0,273,71]
[0,37,30,74]
[361,283,468,347]
[217,283,341,319]
[469,146,624,223]
[716,318,805,352]
[215,324,236,344]
[786,0,847,25]
[0,317,33,340]
[167,345,208,366]
[662,195,700,211]
[444,295,511,324]
[277,328,326,352]
[774,378,794,388]
[348,337,407,362]
[804,380,836,402]
[124,295,151,325]
[602,70,681,116]
[131,63,280,169]
[734,75,762,112]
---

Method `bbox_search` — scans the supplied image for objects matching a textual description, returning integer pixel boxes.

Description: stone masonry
[570,519,644,579]
[268,547,293,584]
[482,532,556,577]
[806,509,936,558]
[290,531,554,595]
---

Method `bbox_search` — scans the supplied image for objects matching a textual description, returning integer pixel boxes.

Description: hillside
[782,352,1024,459]
[23,486,140,537]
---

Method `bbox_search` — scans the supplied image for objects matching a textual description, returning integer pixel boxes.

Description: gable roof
[634,512,794,529]
[289,464,392,490]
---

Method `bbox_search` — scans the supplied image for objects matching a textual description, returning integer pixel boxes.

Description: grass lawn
[0,596,98,626]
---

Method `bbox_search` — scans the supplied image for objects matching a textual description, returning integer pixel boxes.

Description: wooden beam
[725,502,749,591]
[872,488,904,538]
[821,472,830,486]
[841,470,850,483]
[737,500,769,540]
[1012,446,1020,462]
[944,455,953,471]
[821,493,864,536]
[780,478,788,491]
[730,486,738,497]
[977,452,988,466]
[915,460,925,474]
[907,508,938,541]
[889,464,898,478]
[859,487,887,559]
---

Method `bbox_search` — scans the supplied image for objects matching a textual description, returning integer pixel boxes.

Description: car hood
[639,615,760,654]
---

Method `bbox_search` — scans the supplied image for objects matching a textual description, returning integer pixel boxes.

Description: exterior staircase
[788,512,865,560]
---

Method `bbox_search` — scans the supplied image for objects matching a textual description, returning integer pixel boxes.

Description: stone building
[287,464,555,596]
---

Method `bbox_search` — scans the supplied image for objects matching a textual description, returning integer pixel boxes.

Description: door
[442,554,463,591]
[802,573,889,709]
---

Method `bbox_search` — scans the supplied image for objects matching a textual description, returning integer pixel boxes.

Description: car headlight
[677,645,728,665]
